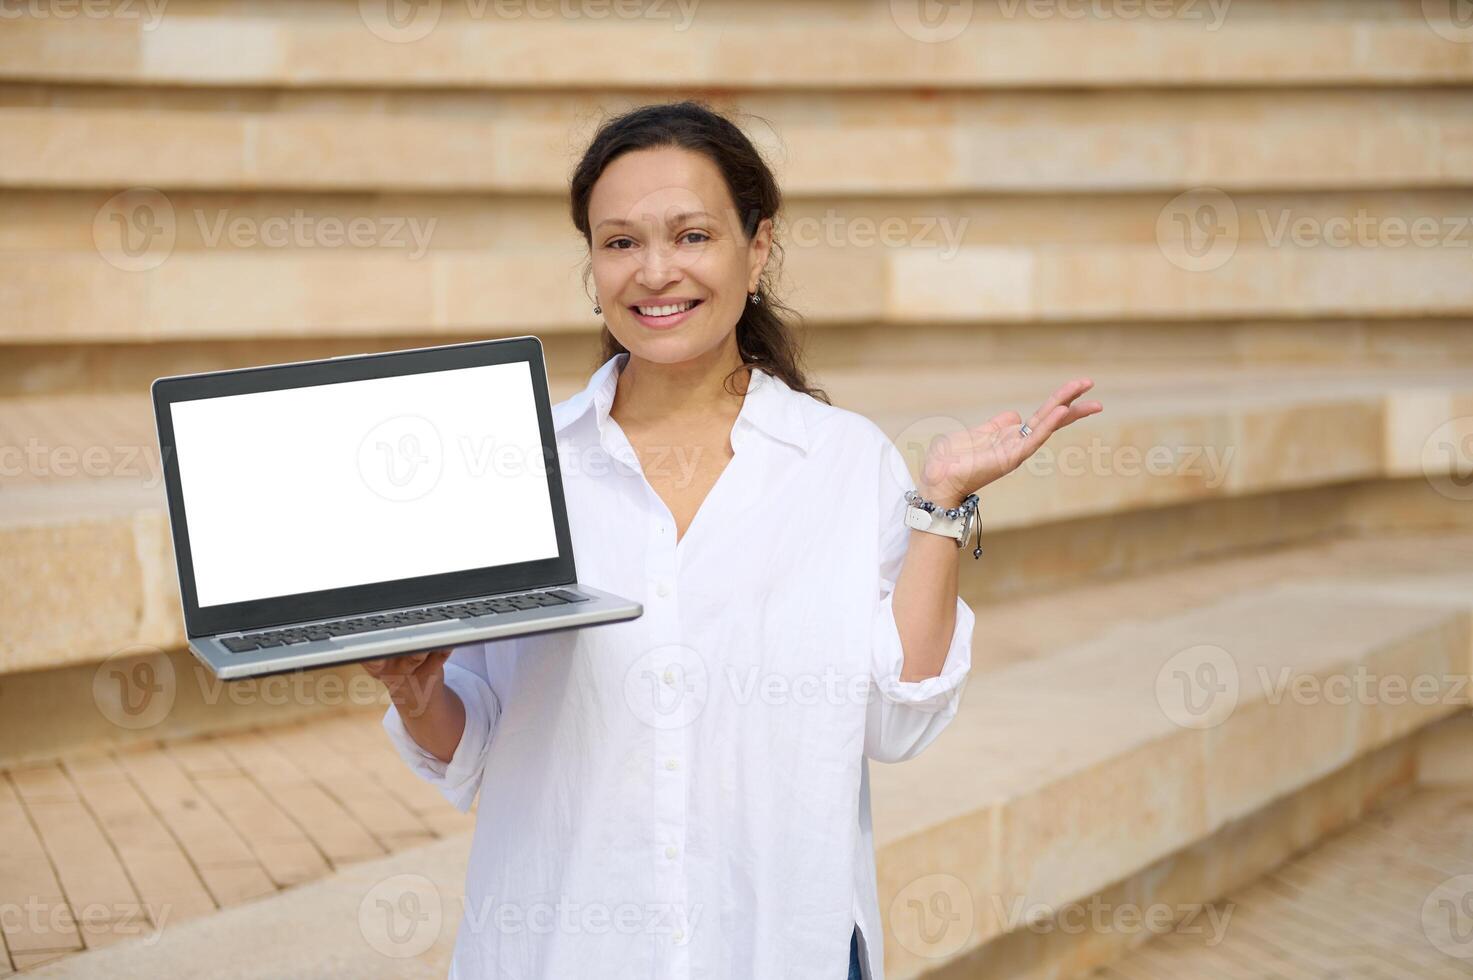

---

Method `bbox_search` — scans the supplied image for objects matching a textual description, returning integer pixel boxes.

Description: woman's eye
[604,231,708,250]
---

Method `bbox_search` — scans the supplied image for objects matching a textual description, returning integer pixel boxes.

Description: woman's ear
[748,216,774,291]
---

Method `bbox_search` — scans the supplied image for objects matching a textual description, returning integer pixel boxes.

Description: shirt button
[662,669,675,685]
[655,581,671,598]
[673,929,685,942]
[665,758,678,771]
[665,845,677,859]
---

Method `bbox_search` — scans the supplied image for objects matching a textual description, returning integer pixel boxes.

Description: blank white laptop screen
[170,360,560,608]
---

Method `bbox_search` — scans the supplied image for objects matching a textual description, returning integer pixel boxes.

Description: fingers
[414,650,451,676]
[361,651,441,681]
[1025,378,1091,433]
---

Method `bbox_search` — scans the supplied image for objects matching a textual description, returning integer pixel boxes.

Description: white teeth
[636,300,696,317]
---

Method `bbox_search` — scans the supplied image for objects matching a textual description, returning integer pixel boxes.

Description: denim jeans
[847,926,863,980]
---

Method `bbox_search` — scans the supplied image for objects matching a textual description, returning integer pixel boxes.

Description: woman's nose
[636,241,681,287]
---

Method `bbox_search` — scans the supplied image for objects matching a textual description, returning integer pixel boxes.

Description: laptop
[151,335,643,681]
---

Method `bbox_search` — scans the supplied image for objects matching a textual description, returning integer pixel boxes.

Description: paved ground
[0,709,473,972]
[1092,789,1473,980]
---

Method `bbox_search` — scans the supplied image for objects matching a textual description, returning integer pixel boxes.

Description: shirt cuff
[381,662,501,813]
[870,590,976,712]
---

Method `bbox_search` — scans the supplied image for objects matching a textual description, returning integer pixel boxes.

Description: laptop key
[222,636,258,653]
[533,594,569,606]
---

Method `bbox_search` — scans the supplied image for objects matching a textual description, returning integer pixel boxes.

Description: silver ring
[1019,422,1032,437]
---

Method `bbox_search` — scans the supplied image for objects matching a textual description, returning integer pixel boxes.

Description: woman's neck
[610,343,750,432]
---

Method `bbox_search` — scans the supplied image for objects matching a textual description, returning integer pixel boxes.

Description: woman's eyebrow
[595,210,718,231]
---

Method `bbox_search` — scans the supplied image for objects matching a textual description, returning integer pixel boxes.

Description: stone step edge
[24,831,474,979]
[6,19,1473,90]
[921,736,1431,980]
[872,573,1473,975]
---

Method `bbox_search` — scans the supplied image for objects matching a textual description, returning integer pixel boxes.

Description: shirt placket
[602,420,692,978]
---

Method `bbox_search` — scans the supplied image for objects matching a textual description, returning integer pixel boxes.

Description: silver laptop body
[151,336,642,680]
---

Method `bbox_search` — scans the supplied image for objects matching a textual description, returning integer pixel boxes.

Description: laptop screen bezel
[151,336,577,637]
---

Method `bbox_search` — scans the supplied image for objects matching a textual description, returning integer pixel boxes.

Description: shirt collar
[552,351,809,455]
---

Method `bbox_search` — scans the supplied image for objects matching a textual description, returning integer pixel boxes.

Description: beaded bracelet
[904,489,984,559]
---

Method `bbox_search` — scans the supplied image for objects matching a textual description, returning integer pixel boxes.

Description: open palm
[918,378,1104,506]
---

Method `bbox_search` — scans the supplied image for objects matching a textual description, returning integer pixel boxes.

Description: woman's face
[587,146,771,365]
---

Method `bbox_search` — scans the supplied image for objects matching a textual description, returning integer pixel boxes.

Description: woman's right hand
[362,648,452,717]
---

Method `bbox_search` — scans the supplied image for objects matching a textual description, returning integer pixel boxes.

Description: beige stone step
[3,88,1469,193]
[16,531,1473,979]
[1089,786,1473,980]
[3,367,1471,674]
[8,242,1473,343]
[870,530,1473,977]
[8,187,1473,255]
[3,3,1471,89]
[7,321,1473,407]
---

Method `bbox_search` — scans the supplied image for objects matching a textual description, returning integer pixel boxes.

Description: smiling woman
[368,99,1099,980]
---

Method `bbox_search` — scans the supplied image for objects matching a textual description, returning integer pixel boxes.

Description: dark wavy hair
[568,100,830,405]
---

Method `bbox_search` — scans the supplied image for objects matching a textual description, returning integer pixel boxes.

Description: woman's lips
[630,299,703,330]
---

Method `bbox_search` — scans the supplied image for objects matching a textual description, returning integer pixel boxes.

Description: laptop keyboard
[219,589,591,654]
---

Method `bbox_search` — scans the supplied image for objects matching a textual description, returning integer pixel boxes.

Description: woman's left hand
[916,378,1104,507]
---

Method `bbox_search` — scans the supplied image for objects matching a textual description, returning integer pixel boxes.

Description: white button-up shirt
[383,351,976,980]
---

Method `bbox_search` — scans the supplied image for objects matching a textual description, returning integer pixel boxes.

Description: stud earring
[748,290,762,305]
[593,301,602,315]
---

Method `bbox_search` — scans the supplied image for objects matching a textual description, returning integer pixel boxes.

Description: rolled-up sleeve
[865,438,977,764]
[382,643,503,812]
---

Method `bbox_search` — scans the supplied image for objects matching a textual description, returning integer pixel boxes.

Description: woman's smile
[629,297,705,330]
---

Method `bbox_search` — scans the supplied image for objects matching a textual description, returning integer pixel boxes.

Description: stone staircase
[2,1,1472,976]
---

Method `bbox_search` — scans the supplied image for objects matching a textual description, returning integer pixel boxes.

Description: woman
[364,100,1101,980]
